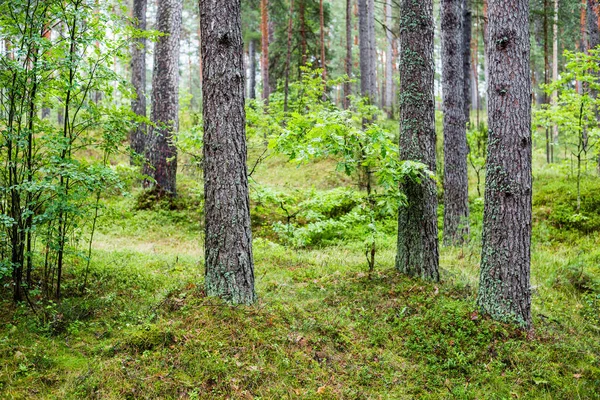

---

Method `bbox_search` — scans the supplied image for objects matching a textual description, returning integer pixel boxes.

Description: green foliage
[0,0,130,301]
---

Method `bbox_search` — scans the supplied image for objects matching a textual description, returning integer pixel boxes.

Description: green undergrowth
[0,155,599,398]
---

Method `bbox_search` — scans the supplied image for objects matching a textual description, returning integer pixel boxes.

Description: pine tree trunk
[143,0,182,196]
[358,0,376,103]
[343,0,352,109]
[396,0,439,281]
[442,0,469,245]
[249,38,257,99]
[260,0,270,103]
[320,0,327,96]
[130,0,147,163]
[544,0,551,163]
[384,0,393,117]
[478,0,532,329]
[299,0,308,68]
[463,0,472,123]
[200,0,256,305]
[284,0,294,112]
[552,0,559,162]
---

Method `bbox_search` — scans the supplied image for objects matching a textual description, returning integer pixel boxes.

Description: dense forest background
[0,0,599,398]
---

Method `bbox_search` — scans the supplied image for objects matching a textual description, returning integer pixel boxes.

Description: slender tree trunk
[260,0,270,103]
[344,0,352,109]
[130,0,147,163]
[478,0,532,329]
[320,0,327,99]
[442,0,469,245]
[463,0,472,124]
[397,0,439,281]
[249,39,257,99]
[588,0,600,172]
[552,0,559,162]
[200,0,256,305]
[358,0,377,103]
[384,0,393,117]
[284,0,294,112]
[299,0,308,67]
[544,0,551,163]
[143,0,182,196]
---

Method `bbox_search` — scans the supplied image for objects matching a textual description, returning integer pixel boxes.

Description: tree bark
[143,0,182,196]
[284,0,294,112]
[463,0,472,123]
[478,0,532,329]
[200,0,256,305]
[442,0,469,245]
[320,0,327,96]
[552,0,559,162]
[344,0,352,109]
[249,38,257,99]
[396,0,439,281]
[260,0,270,103]
[130,0,147,163]
[358,0,377,104]
[384,0,393,117]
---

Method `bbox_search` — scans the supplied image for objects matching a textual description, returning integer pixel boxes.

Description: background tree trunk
[284,0,294,112]
[200,0,256,305]
[552,0,559,162]
[358,0,377,104]
[478,0,532,329]
[130,0,147,163]
[143,0,182,196]
[320,0,327,99]
[442,0,470,245]
[344,0,352,109]
[396,0,439,281]
[384,0,393,117]
[260,0,270,103]
[463,0,472,123]
[249,38,257,99]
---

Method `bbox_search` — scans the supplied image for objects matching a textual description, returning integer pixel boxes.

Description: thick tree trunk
[442,0,469,245]
[396,0,439,281]
[130,0,147,163]
[200,0,256,305]
[343,0,352,109]
[463,0,472,123]
[358,0,377,103]
[478,0,532,329]
[384,0,393,117]
[249,38,257,99]
[143,0,182,196]
[260,0,270,103]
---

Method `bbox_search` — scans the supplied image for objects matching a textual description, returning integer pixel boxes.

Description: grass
[0,146,599,399]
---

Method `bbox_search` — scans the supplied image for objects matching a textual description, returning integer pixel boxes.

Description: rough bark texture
[130,0,147,162]
[589,0,600,50]
[478,0,532,329]
[384,0,393,117]
[260,0,270,103]
[463,0,472,121]
[248,39,257,99]
[320,0,327,85]
[396,0,439,281]
[442,0,469,245]
[143,0,182,196]
[343,0,352,109]
[200,0,256,305]
[358,0,377,102]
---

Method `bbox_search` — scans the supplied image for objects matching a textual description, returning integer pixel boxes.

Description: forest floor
[0,145,599,399]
